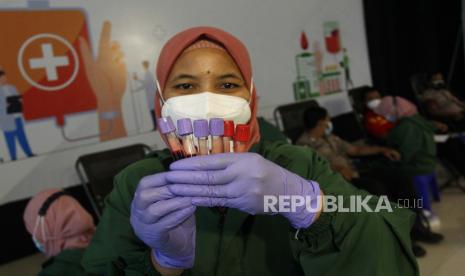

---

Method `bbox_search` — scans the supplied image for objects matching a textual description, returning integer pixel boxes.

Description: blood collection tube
[177,118,197,157]
[157,117,184,160]
[193,119,210,155]
[209,118,224,154]
[223,120,235,153]
[234,124,250,153]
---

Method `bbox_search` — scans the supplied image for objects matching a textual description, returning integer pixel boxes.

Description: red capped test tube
[223,120,235,153]
[177,118,198,158]
[234,124,250,153]
[210,118,224,154]
[157,117,184,160]
[193,119,210,155]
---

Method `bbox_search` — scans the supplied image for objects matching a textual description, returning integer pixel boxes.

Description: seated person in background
[296,106,400,183]
[372,96,436,181]
[363,86,448,136]
[420,72,465,130]
[23,188,95,276]
[372,96,444,245]
[297,106,441,257]
[361,87,394,139]
[373,94,465,176]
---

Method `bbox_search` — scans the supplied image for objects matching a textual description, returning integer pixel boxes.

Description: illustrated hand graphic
[79,21,126,112]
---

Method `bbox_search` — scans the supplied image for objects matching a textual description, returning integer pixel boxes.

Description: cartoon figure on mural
[0,2,135,163]
[132,60,157,130]
[0,69,34,161]
[340,47,353,89]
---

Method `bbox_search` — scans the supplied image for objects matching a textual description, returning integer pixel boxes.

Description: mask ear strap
[32,216,48,245]
[32,216,41,240]
[40,216,47,240]
[157,80,166,104]
[248,77,254,104]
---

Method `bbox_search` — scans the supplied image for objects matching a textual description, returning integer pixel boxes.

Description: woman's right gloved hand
[130,172,196,269]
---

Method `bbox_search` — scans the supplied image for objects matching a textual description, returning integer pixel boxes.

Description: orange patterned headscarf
[154,26,260,151]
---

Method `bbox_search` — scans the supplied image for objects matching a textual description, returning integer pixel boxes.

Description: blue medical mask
[325,121,333,136]
[32,236,45,253]
[385,115,397,122]
[32,216,47,254]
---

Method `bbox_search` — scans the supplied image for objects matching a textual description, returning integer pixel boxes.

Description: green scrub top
[386,114,437,176]
[257,117,289,143]
[38,249,86,276]
[81,140,418,276]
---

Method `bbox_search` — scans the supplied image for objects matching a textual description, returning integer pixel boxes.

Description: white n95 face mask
[161,92,251,126]
[366,99,381,110]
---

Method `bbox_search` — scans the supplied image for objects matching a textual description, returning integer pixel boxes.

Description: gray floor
[416,188,465,276]
[1,187,464,276]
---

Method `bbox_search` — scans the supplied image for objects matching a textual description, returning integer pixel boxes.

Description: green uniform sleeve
[262,142,419,276]
[387,121,421,164]
[81,152,171,276]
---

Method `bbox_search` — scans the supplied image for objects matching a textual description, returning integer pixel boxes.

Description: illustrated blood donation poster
[293,21,353,101]
[0,2,158,164]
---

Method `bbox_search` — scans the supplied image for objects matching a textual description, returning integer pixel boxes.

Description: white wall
[0,0,371,204]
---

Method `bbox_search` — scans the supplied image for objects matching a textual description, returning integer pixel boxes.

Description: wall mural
[293,21,353,101]
[0,1,158,164]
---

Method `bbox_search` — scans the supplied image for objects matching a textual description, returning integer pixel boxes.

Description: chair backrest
[273,99,319,143]
[348,85,374,118]
[331,112,366,142]
[75,143,151,218]
[410,73,431,99]
[409,73,437,116]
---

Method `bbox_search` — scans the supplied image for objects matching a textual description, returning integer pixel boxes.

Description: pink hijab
[23,188,95,257]
[154,26,260,151]
[373,96,418,120]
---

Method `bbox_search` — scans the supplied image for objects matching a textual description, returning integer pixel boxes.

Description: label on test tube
[194,119,210,155]
[234,124,250,153]
[223,120,235,153]
[158,117,184,160]
[177,118,198,157]
[210,118,224,154]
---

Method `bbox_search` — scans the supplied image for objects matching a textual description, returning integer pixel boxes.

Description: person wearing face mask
[296,106,400,187]
[23,188,95,276]
[81,27,419,276]
[420,72,465,131]
[372,96,445,248]
[361,87,395,139]
[373,96,437,177]
[297,106,436,257]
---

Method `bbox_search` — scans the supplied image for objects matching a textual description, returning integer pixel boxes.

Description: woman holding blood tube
[82,27,418,276]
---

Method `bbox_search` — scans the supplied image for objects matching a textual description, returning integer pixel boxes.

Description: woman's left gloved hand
[166,153,322,229]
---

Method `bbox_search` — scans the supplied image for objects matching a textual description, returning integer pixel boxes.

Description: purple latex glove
[130,172,196,269]
[166,153,321,229]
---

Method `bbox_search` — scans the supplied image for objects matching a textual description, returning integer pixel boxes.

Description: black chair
[273,99,319,143]
[410,73,465,192]
[409,73,433,116]
[331,112,366,143]
[410,73,431,98]
[348,85,373,119]
[75,144,151,219]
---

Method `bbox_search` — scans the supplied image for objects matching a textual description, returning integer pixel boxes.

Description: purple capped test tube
[177,118,197,158]
[158,117,184,160]
[194,119,210,155]
[209,118,224,154]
